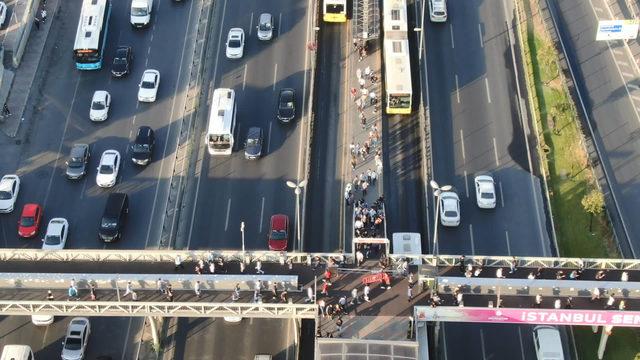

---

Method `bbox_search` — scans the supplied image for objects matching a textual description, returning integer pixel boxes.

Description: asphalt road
[549,0,640,257]
[421,0,554,358]
[185,0,313,252]
[0,0,198,358]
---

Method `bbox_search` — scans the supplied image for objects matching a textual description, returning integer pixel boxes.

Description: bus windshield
[74,49,100,63]
[389,94,411,109]
[326,4,344,13]
[209,134,231,149]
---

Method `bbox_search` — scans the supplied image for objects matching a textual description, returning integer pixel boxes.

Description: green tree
[581,189,605,232]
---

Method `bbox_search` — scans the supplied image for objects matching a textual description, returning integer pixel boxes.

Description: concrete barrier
[3,0,39,68]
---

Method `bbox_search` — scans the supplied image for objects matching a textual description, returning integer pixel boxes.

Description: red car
[268,214,289,251]
[18,203,43,238]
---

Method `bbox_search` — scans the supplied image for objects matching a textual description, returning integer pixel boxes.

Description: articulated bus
[207,88,237,156]
[382,0,412,114]
[323,0,347,22]
[73,0,112,70]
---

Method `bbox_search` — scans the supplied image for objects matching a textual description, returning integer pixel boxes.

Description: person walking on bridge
[363,285,371,302]
[305,286,315,303]
[174,255,184,271]
[123,281,133,298]
[256,260,265,274]
[351,288,360,305]
[195,280,202,299]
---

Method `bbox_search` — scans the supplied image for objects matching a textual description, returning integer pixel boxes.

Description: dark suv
[277,88,295,123]
[131,126,155,165]
[99,193,128,242]
[111,46,132,77]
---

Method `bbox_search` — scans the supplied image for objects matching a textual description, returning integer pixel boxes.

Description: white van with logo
[1,345,34,360]
[532,326,565,360]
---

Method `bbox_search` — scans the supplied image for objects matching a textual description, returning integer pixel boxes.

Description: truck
[130,0,153,28]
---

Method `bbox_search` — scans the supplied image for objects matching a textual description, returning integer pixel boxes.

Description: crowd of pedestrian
[353,196,385,238]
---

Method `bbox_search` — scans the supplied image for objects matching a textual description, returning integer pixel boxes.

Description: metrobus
[323,0,347,22]
[206,88,236,156]
[73,0,112,70]
[382,0,412,114]
[392,232,422,265]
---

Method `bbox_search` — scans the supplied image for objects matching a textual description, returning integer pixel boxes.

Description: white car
[226,28,245,59]
[42,218,68,250]
[89,90,111,122]
[61,317,90,360]
[439,191,460,227]
[0,174,19,213]
[474,174,497,209]
[31,314,54,326]
[96,150,121,188]
[138,69,160,102]
[0,2,7,27]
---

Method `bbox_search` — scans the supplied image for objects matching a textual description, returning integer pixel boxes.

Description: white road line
[259,197,265,233]
[120,317,134,360]
[632,95,640,102]
[613,49,623,55]
[484,77,492,103]
[478,23,484,48]
[449,23,455,48]
[469,224,475,255]
[186,0,228,248]
[505,230,511,255]
[267,120,273,153]
[518,327,526,360]
[224,198,232,231]
[618,60,629,67]
[593,6,603,12]
[628,83,640,90]
[132,115,136,125]
[242,63,248,91]
[499,180,504,207]
[459,128,466,162]
[621,71,634,78]
[43,76,82,209]
[455,74,460,103]
[129,129,133,138]
[278,13,283,38]
[479,328,488,360]
[463,170,470,197]
[273,63,278,91]
[79,175,89,200]
[493,137,499,166]
[442,324,449,360]
[249,12,254,36]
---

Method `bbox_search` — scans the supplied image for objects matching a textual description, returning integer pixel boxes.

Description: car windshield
[99,164,114,174]
[91,101,105,110]
[114,57,127,64]
[0,191,11,200]
[133,143,150,152]
[68,157,84,167]
[44,234,61,245]
[259,22,271,31]
[444,210,458,218]
[141,80,155,89]
[247,138,259,145]
[481,192,495,199]
[270,230,287,240]
[228,39,241,48]
[20,217,35,227]
[101,217,118,229]
[131,7,148,16]
[64,337,82,351]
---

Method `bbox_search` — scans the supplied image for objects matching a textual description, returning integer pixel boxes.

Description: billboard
[596,20,640,41]
[415,306,640,327]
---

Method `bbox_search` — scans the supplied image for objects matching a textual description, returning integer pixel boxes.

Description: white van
[532,326,565,360]
[1,345,34,360]
[130,0,153,28]
[429,0,447,22]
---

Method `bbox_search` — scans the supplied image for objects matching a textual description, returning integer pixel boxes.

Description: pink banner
[414,306,640,327]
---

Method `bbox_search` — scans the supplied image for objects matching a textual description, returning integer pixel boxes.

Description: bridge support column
[148,316,160,350]
[597,325,613,360]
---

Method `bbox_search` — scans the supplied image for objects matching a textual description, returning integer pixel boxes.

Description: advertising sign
[596,20,640,40]
[414,306,640,327]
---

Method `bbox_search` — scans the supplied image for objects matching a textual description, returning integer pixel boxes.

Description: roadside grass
[519,0,640,358]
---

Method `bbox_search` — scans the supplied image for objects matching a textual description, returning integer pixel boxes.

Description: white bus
[207,88,236,156]
[323,0,347,22]
[382,0,412,114]
[73,0,112,70]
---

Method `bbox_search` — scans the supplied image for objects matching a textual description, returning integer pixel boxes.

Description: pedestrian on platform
[318,299,326,317]
[509,257,517,274]
[338,296,347,312]
[335,318,343,336]
[157,278,166,294]
[90,284,97,301]
[256,260,265,274]
[47,290,54,301]
[356,250,364,266]
[350,87,358,100]
[306,286,315,303]
[496,268,505,279]
[591,287,601,301]
[195,264,202,275]
[351,288,360,305]
[68,285,78,300]
[124,281,133,297]
[473,266,483,277]
[2,104,10,116]
[195,280,202,299]
[34,17,40,30]
[209,261,215,274]
[280,289,289,303]
[174,255,184,271]
[359,77,365,89]
[533,294,542,308]
[351,155,357,170]
[362,181,369,196]
[619,300,626,311]
[606,293,616,309]
[321,281,329,296]
[456,292,463,307]
[595,270,606,280]
[564,297,573,309]
[621,271,629,282]
[369,91,376,106]
[407,284,413,302]
[131,291,138,301]
[363,285,371,302]
[360,113,366,129]
[232,283,240,301]
[364,66,371,79]
[554,299,561,309]
[166,289,174,302]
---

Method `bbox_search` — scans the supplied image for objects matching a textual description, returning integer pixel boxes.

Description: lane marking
[267,120,273,153]
[518,327,526,360]
[499,180,504,207]
[449,23,455,48]
[469,224,476,255]
[479,327,488,360]
[484,77,492,103]
[505,230,511,255]
[278,13,283,38]
[459,128,466,162]
[463,170,469,198]
[132,114,136,125]
[455,74,460,103]
[493,137,499,166]
[224,198,231,231]
[259,197,265,233]
[442,324,449,360]
[621,71,634,78]
[249,12,254,36]
[242,63,248,91]
[618,60,629,67]
[120,317,134,360]
[478,23,484,48]
[80,173,89,199]
[186,0,228,248]
[43,76,82,209]
[273,63,278,91]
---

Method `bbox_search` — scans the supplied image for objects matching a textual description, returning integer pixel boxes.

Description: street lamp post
[429,180,452,256]
[240,221,245,256]
[286,179,307,252]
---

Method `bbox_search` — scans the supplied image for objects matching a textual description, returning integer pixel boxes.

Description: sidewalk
[0,0,59,138]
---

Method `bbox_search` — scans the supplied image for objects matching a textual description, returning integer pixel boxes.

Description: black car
[131,126,155,165]
[111,46,132,77]
[277,88,295,123]
[244,127,263,160]
[99,193,128,242]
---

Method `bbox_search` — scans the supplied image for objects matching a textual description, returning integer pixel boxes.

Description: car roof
[247,127,262,138]
[102,150,119,162]
[0,176,15,191]
[280,88,294,98]
[70,144,88,156]
[142,70,158,81]
[93,90,109,99]
[136,126,153,140]
[229,28,244,36]
[22,203,40,216]
[47,218,66,232]
[259,13,272,22]
[69,317,89,328]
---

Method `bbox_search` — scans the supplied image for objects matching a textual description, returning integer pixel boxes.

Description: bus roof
[383,0,412,95]
[208,88,235,135]
[392,232,422,256]
[73,0,109,51]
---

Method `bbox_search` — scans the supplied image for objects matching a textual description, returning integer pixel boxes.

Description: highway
[0,0,198,358]
[548,0,640,256]
[421,0,554,358]
[184,0,313,253]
